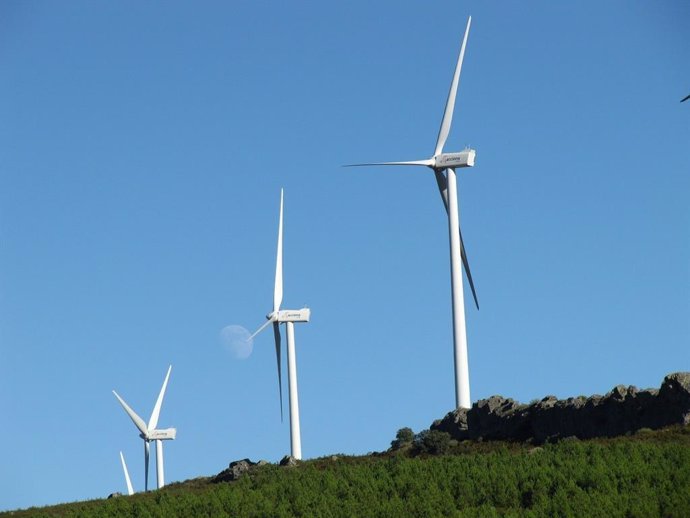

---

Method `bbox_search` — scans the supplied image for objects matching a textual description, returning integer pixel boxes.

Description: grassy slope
[6,427,690,518]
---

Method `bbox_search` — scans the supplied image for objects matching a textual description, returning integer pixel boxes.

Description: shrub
[415,429,452,455]
[391,427,415,450]
[424,430,452,454]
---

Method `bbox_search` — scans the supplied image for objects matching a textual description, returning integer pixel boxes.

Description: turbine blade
[434,169,450,212]
[144,441,150,492]
[273,189,284,313]
[120,451,134,496]
[434,16,471,156]
[343,159,433,167]
[273,322,284,422]
[113,390,148,437]
[249,318,272,341]
[148,365,172,431]
[459,225,479,310]
[681,94,690,103]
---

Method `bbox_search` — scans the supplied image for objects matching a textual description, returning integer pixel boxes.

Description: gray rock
[280,455,299,467]
[430,407,469,440]
[212,458,256,483]
[107,492,122,499]
[468,396,530,441]
[659,372,690,424]
[429,372,690,444]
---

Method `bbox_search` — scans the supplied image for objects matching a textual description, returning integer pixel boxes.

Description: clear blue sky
[1,0,688,511]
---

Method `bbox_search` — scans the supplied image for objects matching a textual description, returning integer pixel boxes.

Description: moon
[219,325,254,359]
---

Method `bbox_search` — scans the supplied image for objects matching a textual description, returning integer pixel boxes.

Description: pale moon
[220,325,253,359]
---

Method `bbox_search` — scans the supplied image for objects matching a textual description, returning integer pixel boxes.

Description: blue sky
[1,0,689,511]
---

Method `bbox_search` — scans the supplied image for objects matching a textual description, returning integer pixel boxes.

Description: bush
[415,429,452,455]
[424,430,452,454]
[391,427,415,450]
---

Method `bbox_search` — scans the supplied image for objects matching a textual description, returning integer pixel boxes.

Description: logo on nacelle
[434,149,476,169]
[148,428,177,440]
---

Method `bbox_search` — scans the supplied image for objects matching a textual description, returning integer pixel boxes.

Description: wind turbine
[113,365,176,491]
[119,451,134,496]
[347,16,478,409]
[249,189,310,460]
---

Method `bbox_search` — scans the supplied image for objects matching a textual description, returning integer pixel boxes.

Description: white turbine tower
[249,189,310,460]
[119,451,134,496]
[113,365,176,491]
[347,17,478,409]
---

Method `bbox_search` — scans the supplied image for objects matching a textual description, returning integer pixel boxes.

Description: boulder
[430,408,469,440]
[658,372,690,425]
[280,455,299,467]
[212,458,256,483]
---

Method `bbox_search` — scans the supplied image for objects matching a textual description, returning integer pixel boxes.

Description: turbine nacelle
[276,308,311,323]
[142,428,177,441]
[264,309,311,323]
[433,149,476,170]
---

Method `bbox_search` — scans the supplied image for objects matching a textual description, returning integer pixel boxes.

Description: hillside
[5,426,690,518]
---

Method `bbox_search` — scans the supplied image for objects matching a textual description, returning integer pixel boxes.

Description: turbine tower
[113,365,176,491]
[249,189,310,459]
[347,17,478,409]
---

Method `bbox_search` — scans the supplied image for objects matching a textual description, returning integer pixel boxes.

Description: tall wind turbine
[347,17,478,409]
[113,365,177,491]
[249,189,310,459]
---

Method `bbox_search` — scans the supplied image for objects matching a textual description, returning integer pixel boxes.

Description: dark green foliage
[414,429,453,455]
[425,430,452,455]
[390,427,415,450]
[5,427,690,518]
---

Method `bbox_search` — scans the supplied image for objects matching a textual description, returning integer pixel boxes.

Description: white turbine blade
[344,159,433,167]
[273,322,284,422]
[249,318,273,341]
[273,189,284,313]
[144,441,150,492]
[434,16,471,156]
[113,390,148,437]
[148,365,172,430]
[119,451,134,496]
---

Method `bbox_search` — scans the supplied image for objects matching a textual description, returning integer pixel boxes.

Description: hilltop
[5,373,690,518]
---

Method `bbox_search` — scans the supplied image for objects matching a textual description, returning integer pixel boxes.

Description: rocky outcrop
[213,456,299,484]
[212,458,256,483]
[431,372,690,443]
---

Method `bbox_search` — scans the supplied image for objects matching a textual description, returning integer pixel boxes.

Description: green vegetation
[390,427,415,450]
[6,427,690,518]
